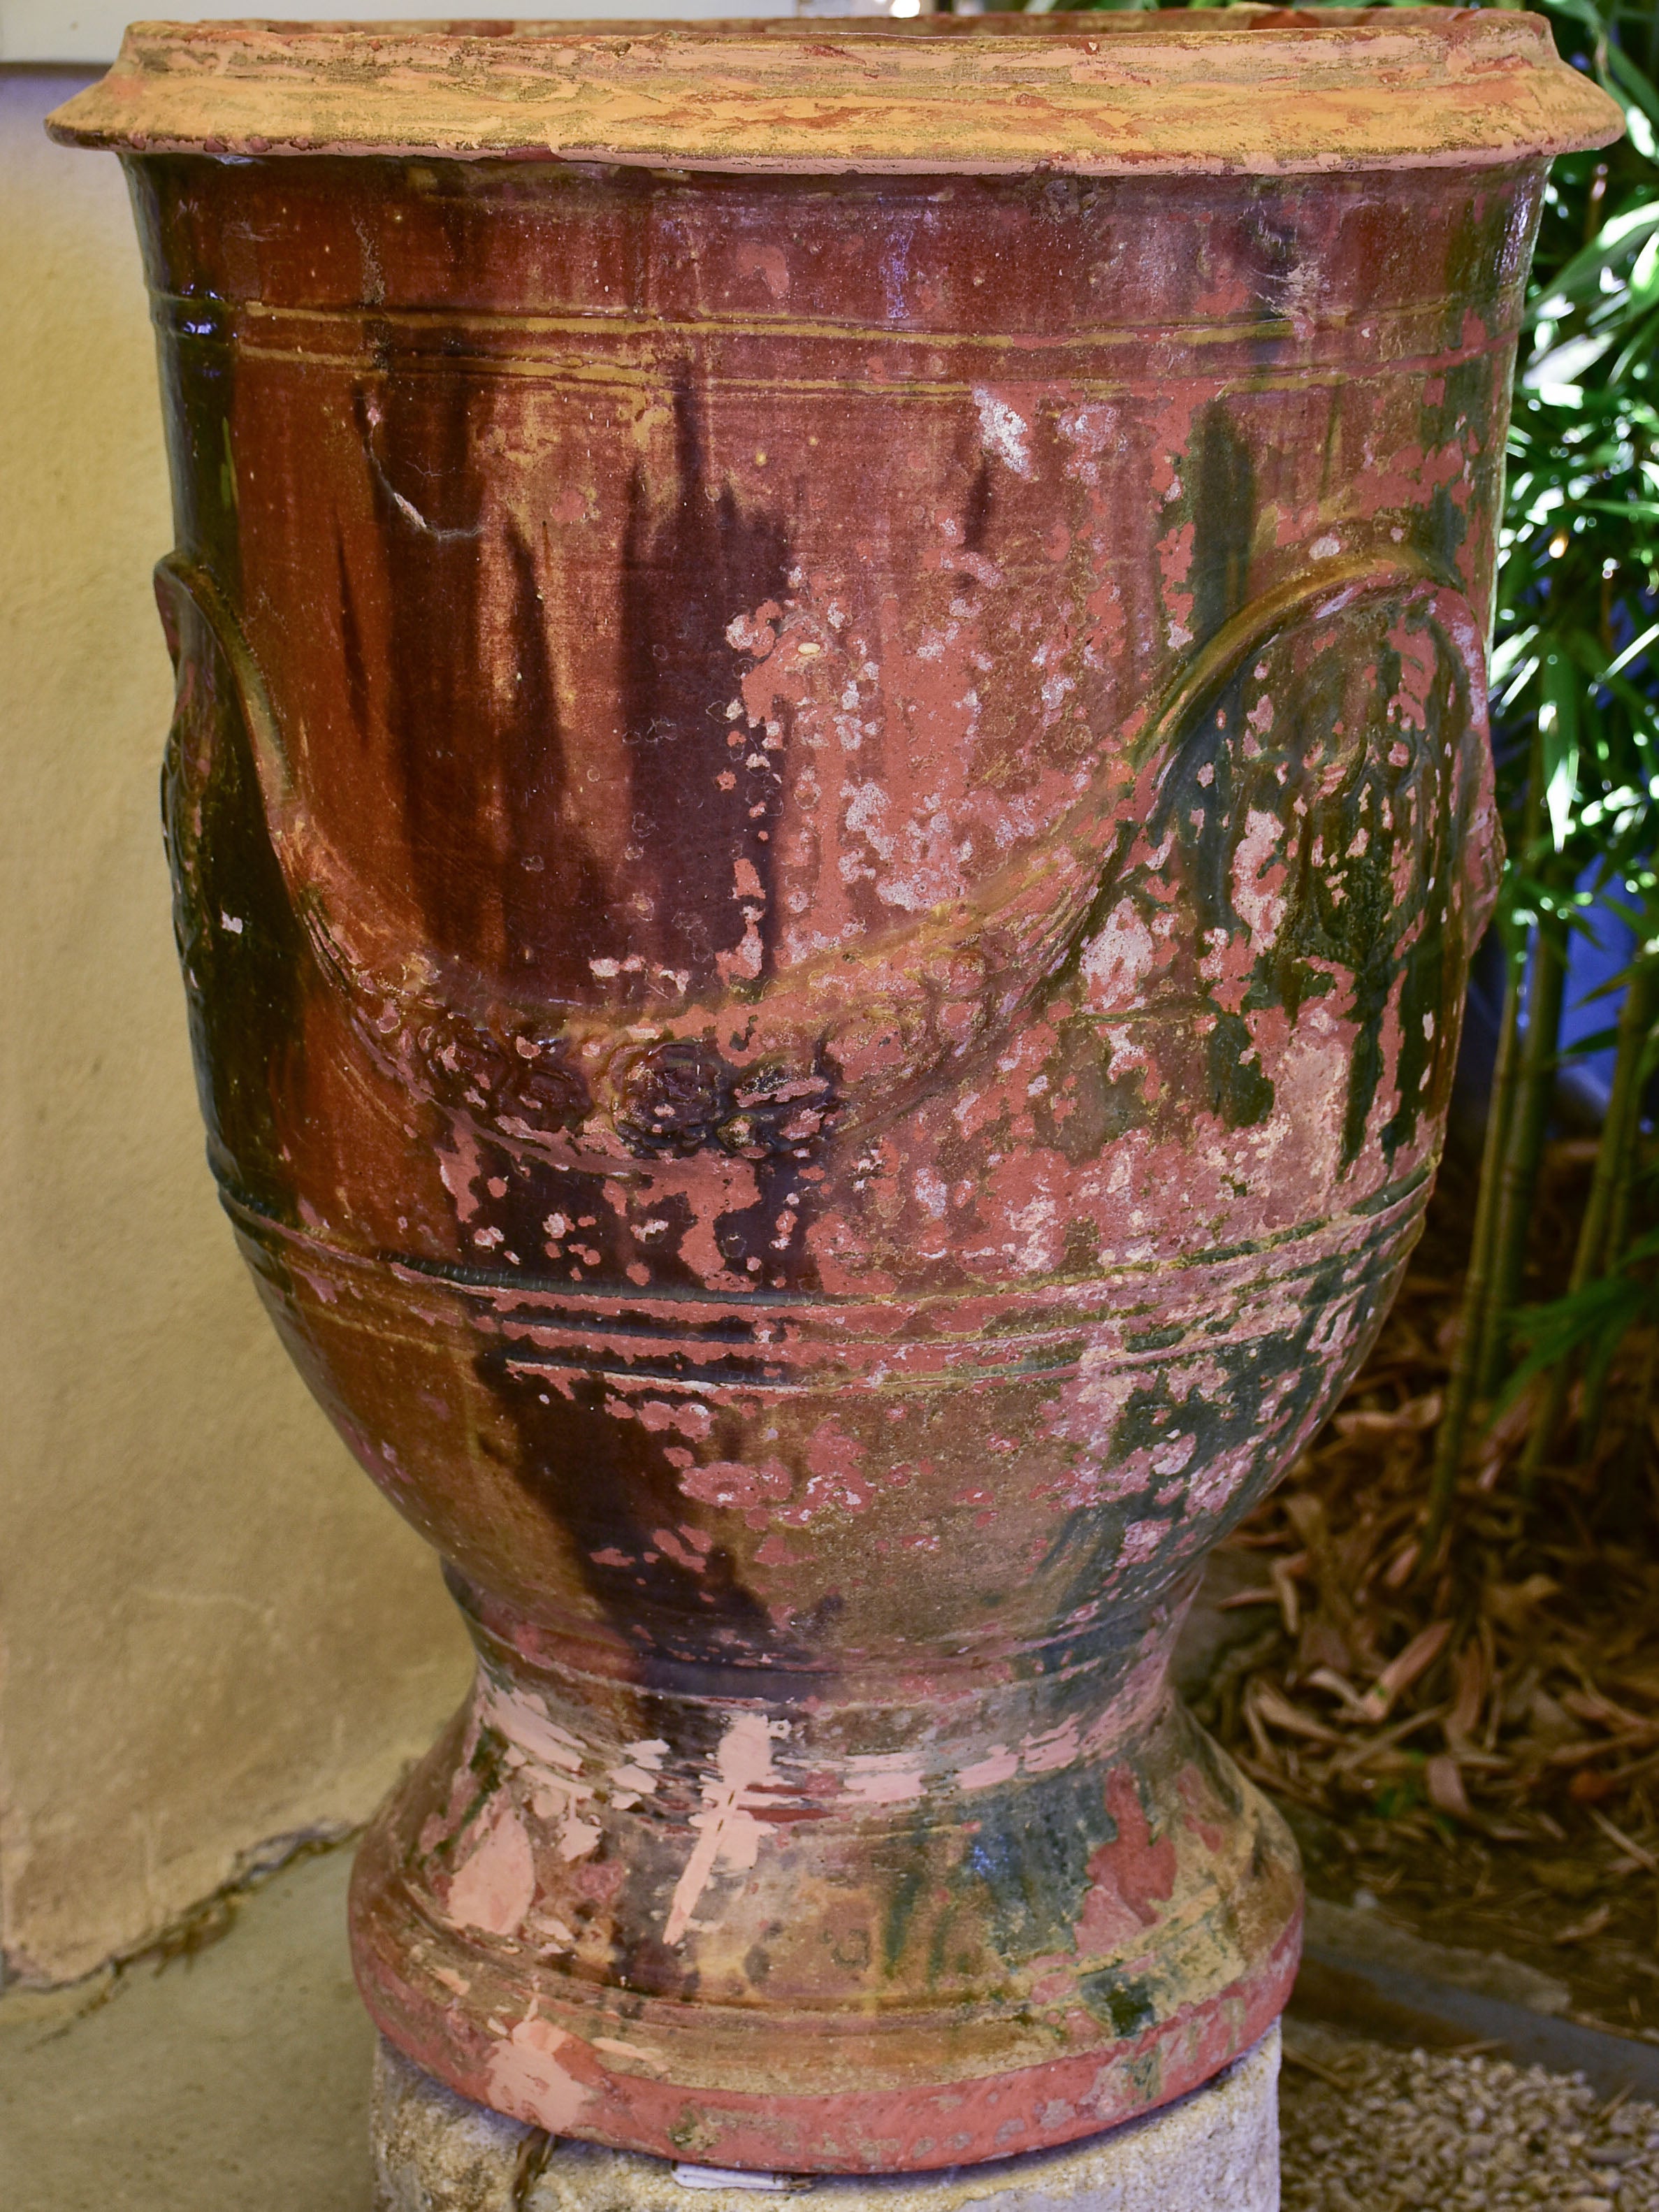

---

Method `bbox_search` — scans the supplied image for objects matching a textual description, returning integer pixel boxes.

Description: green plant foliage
[1510,1220,1659,1399]
[1479,0,1659,1473]
[1495,7,1659,898]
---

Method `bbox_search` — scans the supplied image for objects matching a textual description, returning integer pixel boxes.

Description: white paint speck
[662,1712,787,1946]
[973,387,1034,479]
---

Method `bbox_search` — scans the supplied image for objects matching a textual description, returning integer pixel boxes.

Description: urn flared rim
[48,9,1621,176]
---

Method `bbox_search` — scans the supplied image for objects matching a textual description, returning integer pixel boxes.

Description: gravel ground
[1281,2029,1659,2211]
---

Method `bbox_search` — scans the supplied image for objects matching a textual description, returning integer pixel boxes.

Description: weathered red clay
[52,11,1618,2176]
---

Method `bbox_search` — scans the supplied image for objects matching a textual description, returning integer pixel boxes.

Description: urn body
[51,10,1618,2176]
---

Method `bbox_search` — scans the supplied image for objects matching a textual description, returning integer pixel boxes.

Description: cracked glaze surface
[108,94,1542,2171]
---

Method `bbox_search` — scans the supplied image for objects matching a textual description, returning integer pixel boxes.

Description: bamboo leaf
[1506,1226,1659,1403]
[1540,655,1582,852]
[1607,620,1659,680]
[1608,38,1659,133]
[1532,204,1659,317]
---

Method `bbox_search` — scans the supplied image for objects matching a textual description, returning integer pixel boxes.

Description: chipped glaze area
[132,148,1529,2167]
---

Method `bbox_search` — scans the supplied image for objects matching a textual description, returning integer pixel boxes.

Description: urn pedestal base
[348,1624,1299,2176]
[370,2026,1280,2212]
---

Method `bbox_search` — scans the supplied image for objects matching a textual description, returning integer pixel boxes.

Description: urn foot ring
[370,2025,1281,2212]
[347,1683,1301,2174]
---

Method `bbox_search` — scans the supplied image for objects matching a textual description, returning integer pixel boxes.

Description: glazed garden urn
[52,10,1618,2176]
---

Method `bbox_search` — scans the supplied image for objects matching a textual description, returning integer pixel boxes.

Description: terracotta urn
[52,11,1616,2176]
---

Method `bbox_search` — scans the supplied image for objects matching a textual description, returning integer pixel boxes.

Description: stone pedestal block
[372,2027,1280,2212]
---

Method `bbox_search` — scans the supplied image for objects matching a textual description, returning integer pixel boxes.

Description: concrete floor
[0,1848,377,2212]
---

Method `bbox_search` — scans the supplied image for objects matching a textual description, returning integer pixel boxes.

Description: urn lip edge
[46,9,1623,175]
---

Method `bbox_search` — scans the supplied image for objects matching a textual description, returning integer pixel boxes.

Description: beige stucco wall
[0,67,474,1988]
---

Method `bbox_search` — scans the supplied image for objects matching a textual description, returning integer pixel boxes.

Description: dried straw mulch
[1202,1141,1659,2032]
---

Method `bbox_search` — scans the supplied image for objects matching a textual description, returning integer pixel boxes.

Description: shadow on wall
[0,64,472,1991]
